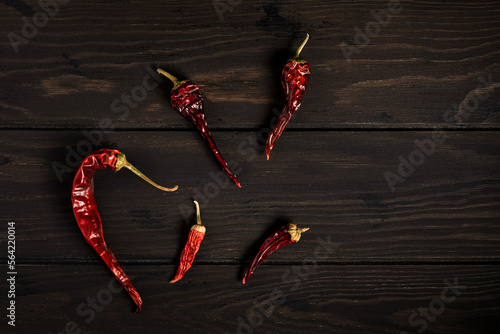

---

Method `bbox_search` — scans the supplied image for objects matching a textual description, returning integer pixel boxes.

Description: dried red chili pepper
[266,34,311,160]
[71,148,177,313]
[242,223,309,284]
[157,68,241,188]
[171,200,206,283]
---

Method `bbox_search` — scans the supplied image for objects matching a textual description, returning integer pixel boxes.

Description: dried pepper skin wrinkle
[171,201,206,283]
[266,34,311,160]
[242,223,309,284]
[157,68,241,188]
[71,149,177,313]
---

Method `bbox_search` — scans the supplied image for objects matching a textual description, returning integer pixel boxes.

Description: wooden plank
[4,264,499,333]
[1,130,499,261]
[1,1,499,129]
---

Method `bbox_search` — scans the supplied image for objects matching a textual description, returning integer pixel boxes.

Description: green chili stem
[293,34,310,61]
[193,200,202,225]
[115,153,178,192]
[157,68,185,90]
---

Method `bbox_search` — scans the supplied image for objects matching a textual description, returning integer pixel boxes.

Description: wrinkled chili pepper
[71,148,178,313]
[157,68,241,188]
[171,200,206,283]
[266,34,311,160]
[242,223,309,284]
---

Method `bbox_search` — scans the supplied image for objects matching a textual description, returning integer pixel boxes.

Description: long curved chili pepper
[157,68,241,188]
[266,34,311,160]
[171,200,206,283]
[242,223,309,284]
[71,148,178,313]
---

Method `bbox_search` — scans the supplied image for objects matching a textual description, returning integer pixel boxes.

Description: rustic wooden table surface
[1,0,499,333]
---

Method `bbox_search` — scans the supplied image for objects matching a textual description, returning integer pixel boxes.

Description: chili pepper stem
[157,68,186,91]
[293,33,309,62]
[194,200,202,225]
[289,226,310,242]
[115,153,178,192]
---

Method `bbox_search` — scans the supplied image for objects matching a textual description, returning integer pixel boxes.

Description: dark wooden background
[1,0,499,333]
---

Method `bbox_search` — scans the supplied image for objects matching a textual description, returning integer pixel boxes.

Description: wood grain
[1,130,498,261]
[0,0,499,129]
[6,264,499,334]
[1,1,499,333]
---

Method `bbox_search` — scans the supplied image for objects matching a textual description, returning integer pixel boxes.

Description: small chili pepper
[242,223,309,284]
[157,68,241,188]
[171,200,206,283]
[266,34,311,160]
[71,149,177,313]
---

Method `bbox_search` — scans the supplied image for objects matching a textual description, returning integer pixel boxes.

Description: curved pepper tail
[170,275,183,284]
[200,126,242,188]
[93,243,143,313]
[242,272,251,285]
[265,131,275,160]
[232,175,242,188]
[213,148,242,188]
[131,288,143,314]
[266,110,292,160]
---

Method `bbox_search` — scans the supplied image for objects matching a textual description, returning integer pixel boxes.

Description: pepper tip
[266,143,272,160]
